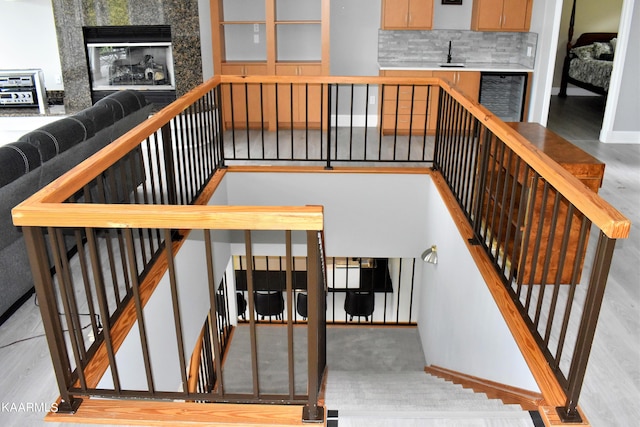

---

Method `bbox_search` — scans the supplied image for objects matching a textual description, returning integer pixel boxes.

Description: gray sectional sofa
[0,90,153,324]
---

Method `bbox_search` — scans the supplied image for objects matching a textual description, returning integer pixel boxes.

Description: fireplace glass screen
[87,42,175,90]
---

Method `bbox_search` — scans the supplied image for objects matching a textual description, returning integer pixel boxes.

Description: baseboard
[551,87,601,97]
[599,130,640,144]
[331,114,378,127]
[424,365,545,411]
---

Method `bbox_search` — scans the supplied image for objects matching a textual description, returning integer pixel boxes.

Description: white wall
[1,0,63,91]
[527,0,563,125]
[433,1,473,30]
[602,0,640,143]
[418,179,539,391]
[223,171,536,389]
[222,172,431,258]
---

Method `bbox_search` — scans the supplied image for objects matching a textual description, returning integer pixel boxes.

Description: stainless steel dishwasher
[479,72,528,122]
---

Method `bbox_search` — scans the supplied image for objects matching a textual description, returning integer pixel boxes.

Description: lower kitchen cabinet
[379,70,480,135]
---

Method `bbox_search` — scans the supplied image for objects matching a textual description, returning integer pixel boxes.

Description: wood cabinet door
[380,70,434,134]
[472,0,504,31]
[382,0,410,29]
[220,63,268,128]
[275,63,323,128]
[501,0,530,31]
[433,71,479,101]
[407,0,433,29]
[456,71,480,101]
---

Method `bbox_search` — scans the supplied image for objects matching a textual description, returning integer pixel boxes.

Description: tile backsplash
[379,30,537,67]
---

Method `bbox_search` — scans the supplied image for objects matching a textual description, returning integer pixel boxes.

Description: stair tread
[325,370,527,413]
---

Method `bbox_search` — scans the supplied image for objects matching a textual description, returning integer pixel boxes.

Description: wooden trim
[321,0,330,74]
[210,0,224,72]
[218,74,442,86]
[187,322,207,394]
[265,0,276,75]
[226,165,432,175]
[46,398,307,426]
[424,365,545,411]
[430,171,567,408]
[539,405,591,426]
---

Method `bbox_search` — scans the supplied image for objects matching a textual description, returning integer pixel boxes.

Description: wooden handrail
[437,79,630,240]
[10,74,629,240]
[12,203,324,230]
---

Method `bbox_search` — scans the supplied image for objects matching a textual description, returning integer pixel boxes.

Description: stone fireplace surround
[51,0,202,113]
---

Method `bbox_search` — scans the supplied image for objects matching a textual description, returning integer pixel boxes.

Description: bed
[559,32,617,97]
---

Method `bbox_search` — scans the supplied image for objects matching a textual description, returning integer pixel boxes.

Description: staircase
[324,370,537,426]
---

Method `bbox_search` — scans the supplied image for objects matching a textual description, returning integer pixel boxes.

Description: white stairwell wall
[418,178,539,392]
[100,172,538,393]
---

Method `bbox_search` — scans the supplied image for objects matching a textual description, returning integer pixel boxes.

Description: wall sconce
[421,245,438,264]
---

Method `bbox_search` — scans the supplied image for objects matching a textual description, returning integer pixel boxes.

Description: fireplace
[83,25,177,107]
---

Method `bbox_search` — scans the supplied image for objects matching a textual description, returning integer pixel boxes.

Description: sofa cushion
[0,165,42,252]
[18,117,91,162]
[95,90,150,122]
[0,141,42,188]
[75,103,117,133]
[0,238,33,319]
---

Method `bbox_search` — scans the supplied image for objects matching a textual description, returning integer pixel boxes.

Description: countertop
[378,62,533,73]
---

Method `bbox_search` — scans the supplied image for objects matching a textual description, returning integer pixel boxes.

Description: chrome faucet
[447,41,452,64]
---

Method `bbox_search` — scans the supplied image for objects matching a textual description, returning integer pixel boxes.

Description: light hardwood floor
[547,95,640,427]
[0,96,638,427]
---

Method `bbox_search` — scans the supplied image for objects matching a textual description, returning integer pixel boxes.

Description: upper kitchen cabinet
[382,0,433,30]
[471,0,533,32]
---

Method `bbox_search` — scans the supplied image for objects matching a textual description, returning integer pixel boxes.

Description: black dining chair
[296,292,308,320]
[236,292,247,320]
[254,291,285,320]
[344,290,375,321]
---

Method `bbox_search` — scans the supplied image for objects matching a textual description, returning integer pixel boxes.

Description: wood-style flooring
[547,95,640,427]
[0,95,638,427]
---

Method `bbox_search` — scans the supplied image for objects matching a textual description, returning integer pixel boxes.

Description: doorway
[547,0,623,141]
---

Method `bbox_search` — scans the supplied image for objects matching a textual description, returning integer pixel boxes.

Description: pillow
[571,44,594,60]
[592,41,613,58]
[610,37,617,53]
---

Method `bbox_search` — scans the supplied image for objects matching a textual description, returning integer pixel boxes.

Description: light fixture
[421,245,438,264]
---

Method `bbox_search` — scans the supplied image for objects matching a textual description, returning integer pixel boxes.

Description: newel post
[303,230,326,423]
[23,227,82,413]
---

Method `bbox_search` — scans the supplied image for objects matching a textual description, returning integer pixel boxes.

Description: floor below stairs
[324,327,541,427]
